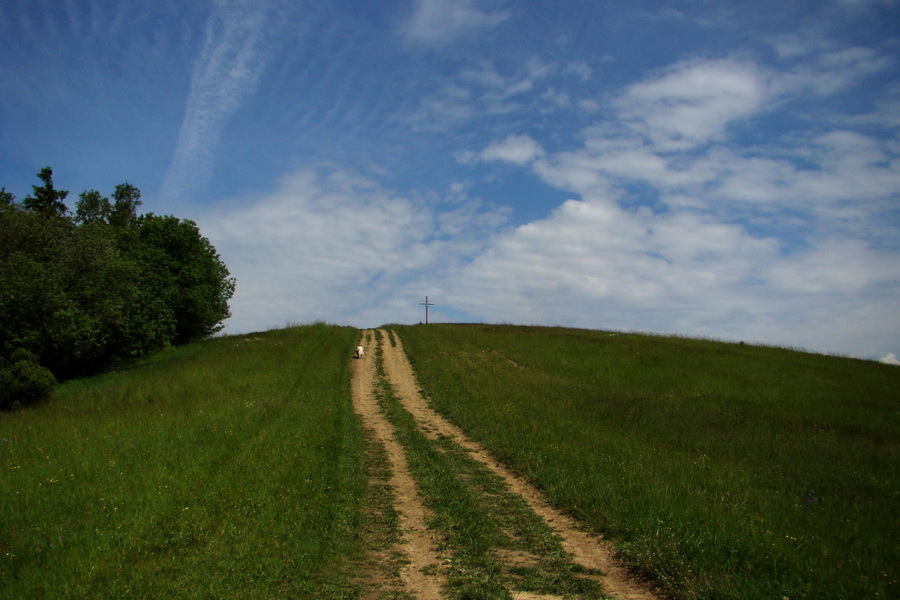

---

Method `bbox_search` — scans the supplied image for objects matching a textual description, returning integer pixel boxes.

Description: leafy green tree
[110,182,142,227]
[0,213,132,377]
[0,187,14,210]
[134,214,235,344]
[0,348,57,410]
[75,189,112,224]
[76,184,141,227]
[1,167,236,404]
[22,166,68,216]
[0,206,69,378]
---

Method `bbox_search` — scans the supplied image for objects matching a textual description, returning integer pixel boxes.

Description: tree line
[1,167,236,409]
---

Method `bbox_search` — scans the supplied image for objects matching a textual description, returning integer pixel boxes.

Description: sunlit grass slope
[1,324,364,599]
[393,324,899,600]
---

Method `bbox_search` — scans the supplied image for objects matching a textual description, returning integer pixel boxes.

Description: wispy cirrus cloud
[401,0,510,45]
[409,57,592,133]
[161,0,286,205]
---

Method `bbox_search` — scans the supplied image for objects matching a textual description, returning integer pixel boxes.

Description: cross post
[419,296,435,324]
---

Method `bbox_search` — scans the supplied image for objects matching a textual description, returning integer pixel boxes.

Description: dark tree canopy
[133,214,234,344]
[0,167,236,408]
[75,182,142,227]
[0,188,14,209]
[75,189,112,224]
[22,167,69,216]
[110,182,142,227]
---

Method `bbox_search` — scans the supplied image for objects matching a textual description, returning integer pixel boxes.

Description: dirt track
[351,330,445,598]
[351,329,662,600]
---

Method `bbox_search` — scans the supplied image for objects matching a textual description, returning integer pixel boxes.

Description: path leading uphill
[350,330,445,599]
[350,329,663,600]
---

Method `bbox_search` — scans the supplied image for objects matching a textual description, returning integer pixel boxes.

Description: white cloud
[880,353,900,365]
[401,0,509,45]
[766,238,891,294]
[794,131,900,204]
[851,83,900,128]
[447,49,900,358]
[565,61,593,81]
[198,168,508,332]
[577,98,601,112]
[531,152,615,197]
[437,187,900,356]
[701,131,900,241]
[771,29,833,59]
[442,194,785,334]
[781,46,893,96]
[477,134,545,165]
[770,27,893,96]
[616,58,770,150]
[504,55,899,243]
[542,88,572,110]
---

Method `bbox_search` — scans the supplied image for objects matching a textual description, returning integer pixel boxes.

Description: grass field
[4,322,898,599]
[1,324,365,599]
[393,324,899,600]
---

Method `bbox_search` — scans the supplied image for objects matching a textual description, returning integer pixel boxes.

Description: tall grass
[1,324,364,599]
[393,324,900,600]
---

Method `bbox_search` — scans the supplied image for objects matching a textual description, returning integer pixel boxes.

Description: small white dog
[355,345,365,359]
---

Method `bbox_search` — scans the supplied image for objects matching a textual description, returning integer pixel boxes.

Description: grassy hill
[2,322,897,599]
[393,324,899,599]
[1,324,365,599]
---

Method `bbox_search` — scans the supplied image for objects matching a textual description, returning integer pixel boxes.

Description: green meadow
[1,324,364,599]
[3,322,898,599]
[393,324,899,600]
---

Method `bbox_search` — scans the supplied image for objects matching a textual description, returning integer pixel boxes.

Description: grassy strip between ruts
[391,323,900,600]
[1,324,366,599]
[374,330,610,600]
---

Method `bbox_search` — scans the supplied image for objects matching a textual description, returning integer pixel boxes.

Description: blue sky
[2,0,899,361]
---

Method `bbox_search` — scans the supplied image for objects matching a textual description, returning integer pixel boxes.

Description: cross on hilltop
[419,296,434,324]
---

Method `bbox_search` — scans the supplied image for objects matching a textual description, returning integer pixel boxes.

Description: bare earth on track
[351,329,663,600]
[351,331,445,599]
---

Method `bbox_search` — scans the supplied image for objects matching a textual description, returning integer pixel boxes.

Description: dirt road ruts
[351,329,662,599]
[377,329,662,600]
[351,330,445,599]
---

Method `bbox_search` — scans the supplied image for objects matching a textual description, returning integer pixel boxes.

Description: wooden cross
[419,296,434,324]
